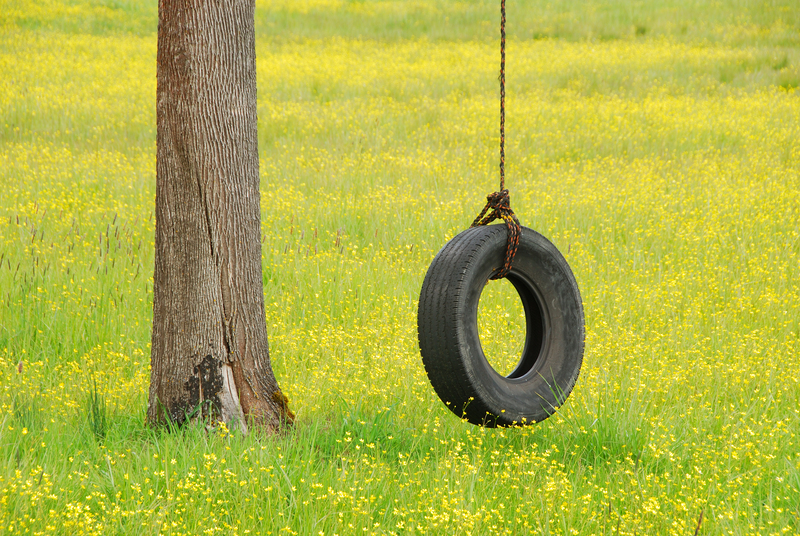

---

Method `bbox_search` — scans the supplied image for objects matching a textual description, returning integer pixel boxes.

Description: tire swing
[417,1,584,427]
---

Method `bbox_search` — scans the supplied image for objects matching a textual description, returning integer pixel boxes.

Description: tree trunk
[148,0,292,433]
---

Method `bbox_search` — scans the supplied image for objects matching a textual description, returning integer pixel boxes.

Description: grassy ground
[1,0,799,534]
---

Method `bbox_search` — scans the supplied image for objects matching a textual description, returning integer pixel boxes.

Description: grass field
[1,0,799,534]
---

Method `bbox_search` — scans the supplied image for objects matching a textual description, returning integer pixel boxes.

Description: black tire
[417,225,584,427]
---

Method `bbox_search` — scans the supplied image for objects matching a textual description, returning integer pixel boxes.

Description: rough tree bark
[148,0,292,432]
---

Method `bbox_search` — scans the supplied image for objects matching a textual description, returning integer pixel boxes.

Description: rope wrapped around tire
[417,225,584,427]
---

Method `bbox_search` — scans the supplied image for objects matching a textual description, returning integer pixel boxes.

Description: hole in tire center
[477,277,527,377]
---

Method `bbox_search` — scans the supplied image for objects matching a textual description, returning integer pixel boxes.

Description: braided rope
[499,0,505,191]
[471,0,521,280]
[470,189,520,279]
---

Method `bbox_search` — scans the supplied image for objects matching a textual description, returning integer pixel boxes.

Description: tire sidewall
[426,225,584,426]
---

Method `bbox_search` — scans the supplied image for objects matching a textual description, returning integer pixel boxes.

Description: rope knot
[471,188,521,280]
[486,189,511,211]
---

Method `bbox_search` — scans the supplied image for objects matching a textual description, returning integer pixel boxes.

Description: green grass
[1,0,799,534]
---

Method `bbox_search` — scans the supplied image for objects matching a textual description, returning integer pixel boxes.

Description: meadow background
[1,0,799,534]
